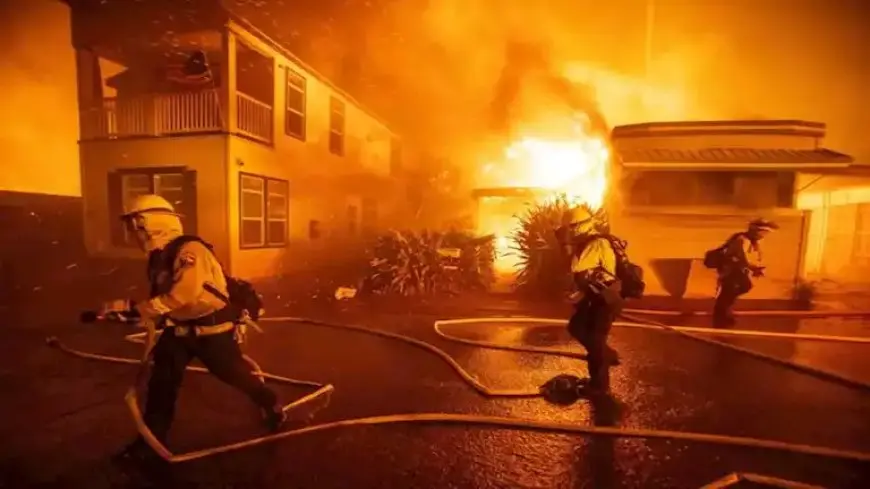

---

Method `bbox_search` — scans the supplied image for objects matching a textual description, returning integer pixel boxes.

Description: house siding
[613,209,805,299]
[79,136,228,262]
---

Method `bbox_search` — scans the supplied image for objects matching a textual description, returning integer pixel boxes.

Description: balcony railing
[236,92,273,143]
[81,90,224,139]
[80,89,274,144]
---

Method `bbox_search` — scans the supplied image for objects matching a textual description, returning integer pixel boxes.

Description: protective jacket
[137,238,235,336]
[720,232,764,276]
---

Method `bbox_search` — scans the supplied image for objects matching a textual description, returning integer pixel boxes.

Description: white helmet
[121,194,183,252]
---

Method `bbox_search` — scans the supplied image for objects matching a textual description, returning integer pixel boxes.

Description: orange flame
[476,126,610,274]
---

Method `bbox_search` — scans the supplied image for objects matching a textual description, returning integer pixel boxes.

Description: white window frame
[120,171,184,244]
[239,173,288,248]
[329,96,345,156]
[284,67,306,141]
[266,179,289,246]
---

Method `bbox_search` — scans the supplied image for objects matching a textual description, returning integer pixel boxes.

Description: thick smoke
[490,39,609,139]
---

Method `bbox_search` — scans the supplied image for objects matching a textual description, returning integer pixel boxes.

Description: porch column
[221,28,237,133]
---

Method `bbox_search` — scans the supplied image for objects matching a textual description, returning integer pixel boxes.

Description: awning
[617,147,853,171]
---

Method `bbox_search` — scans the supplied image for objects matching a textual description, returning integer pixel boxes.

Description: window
[626,171,734,207]
[239,173,288,248]
[854,204,870,260]
[284,68,306,140]
[362,197,378,235]
[329,96,345,156]
[389,137,402,176]
[107,168,197,246]
[346,204,358,235]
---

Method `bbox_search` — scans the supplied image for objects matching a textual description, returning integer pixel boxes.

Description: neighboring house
[794,170,870,291]
[64,0,405,279]
[610,120,856,300]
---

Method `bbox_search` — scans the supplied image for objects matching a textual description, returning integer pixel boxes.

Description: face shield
[122,211,183,252]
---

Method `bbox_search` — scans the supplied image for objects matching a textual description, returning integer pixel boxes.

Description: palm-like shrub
[365,230,495,297]
[511,197,574,297]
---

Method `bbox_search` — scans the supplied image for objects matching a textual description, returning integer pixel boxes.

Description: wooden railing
[236,92,273,143]
[79,89,274,145]
[80,89,223,139]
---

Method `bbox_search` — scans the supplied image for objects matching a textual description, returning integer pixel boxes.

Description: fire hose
[46,314,870,465]
[622,307,870,318]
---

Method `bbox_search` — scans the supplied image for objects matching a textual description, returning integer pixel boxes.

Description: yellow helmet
[569,205,594,225]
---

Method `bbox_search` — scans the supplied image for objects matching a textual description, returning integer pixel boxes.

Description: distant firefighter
[703,218,779,328]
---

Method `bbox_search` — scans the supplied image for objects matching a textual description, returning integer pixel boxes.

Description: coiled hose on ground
[46,311,870,464]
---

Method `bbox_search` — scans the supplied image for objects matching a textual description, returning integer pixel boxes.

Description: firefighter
[103,194,286,464]
[565,205,624,396]
[712,218,778,327]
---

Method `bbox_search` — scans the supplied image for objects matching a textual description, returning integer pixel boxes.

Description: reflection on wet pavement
[656,315,870,385]
[5,316,870,488]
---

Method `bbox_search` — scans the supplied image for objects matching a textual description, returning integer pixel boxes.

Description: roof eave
[620,162,853,171]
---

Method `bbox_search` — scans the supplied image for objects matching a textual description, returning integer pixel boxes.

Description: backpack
[161,235,264,321]
[591,235,646,299]
[703,233,742,270]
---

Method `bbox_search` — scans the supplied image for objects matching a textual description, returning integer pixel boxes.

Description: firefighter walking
[565,206,635,396]
[102,194,286,465]
[710,218,778,328]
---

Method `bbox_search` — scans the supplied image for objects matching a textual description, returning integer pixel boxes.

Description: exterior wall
[797,176,870,290]
[225,25,398,280]
[80,136,228,262]
[612,208,805,299]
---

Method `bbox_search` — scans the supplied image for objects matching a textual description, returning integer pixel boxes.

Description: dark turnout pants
[143,329,278,443]
[567,294,617,391]
[713,270,752,327]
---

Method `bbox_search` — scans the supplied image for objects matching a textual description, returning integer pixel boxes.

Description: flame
[477,127,610,275]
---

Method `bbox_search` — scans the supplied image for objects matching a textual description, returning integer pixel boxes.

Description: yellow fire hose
[46,314,870,465]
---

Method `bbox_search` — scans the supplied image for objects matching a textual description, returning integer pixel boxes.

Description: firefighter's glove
[100,299,139,323]
[567,290,585,304]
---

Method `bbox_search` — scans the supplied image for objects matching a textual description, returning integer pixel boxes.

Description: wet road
[2,311,870,488]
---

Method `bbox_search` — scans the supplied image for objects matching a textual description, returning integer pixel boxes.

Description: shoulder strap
[164,235,232,304]
[164,235,209,262]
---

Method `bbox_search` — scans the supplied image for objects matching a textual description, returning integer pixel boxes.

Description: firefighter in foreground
[559,205,644,398]
[706,218,778,328]
[103,194,286,464]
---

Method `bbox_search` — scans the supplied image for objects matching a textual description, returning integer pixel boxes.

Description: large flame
[477,127,610,274]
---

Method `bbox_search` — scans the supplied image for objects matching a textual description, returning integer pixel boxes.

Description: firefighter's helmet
[121,194,183,252]
[748,218,778,232]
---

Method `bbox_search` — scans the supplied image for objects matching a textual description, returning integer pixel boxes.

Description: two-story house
[65,0,404,280]
[610,120,856,300]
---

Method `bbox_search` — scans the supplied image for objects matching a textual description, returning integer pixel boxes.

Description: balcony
[79,89,273,144]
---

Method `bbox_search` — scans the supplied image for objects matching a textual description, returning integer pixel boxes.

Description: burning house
[64,0,405,280]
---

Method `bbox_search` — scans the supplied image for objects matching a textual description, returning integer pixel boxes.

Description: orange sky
[0,0,80,196]
[1,0,868,197]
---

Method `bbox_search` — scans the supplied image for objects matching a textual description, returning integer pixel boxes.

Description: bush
[364,230,495,297]
[511,197,573,297]
[791,279,817,309]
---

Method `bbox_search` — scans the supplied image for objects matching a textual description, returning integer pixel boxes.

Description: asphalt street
[1,309,869,488]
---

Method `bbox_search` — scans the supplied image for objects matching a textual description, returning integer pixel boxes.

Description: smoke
[344,0,732,158]
[490,39,609,140]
